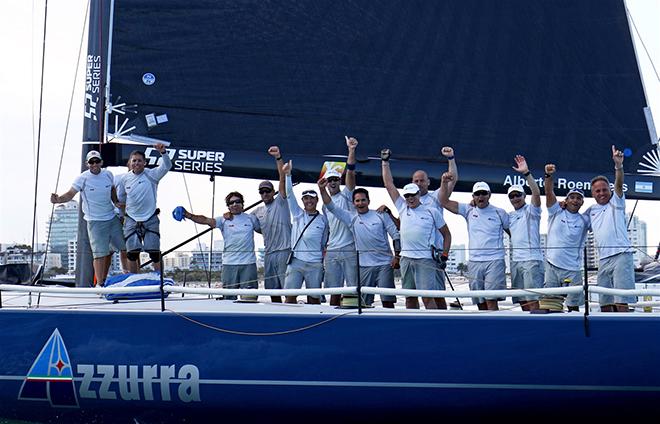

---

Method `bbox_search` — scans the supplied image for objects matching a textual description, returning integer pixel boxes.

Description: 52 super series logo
[145,147,225,174]
[18,329,201,407]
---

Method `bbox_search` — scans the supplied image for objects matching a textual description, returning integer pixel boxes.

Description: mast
[75,0,114,287]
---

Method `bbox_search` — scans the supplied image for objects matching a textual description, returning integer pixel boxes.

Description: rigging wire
[208,175,217,289]
[29,0,49,290]
[182,173,211,283]
[41,0,91,273]
[626,6,660,85]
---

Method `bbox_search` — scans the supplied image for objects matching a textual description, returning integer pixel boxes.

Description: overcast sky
[0,0,658,260]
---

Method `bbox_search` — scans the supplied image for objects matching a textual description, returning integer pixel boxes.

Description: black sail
[88,0,659,199]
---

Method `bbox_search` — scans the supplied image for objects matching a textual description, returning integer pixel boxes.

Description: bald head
[412,170,430,195]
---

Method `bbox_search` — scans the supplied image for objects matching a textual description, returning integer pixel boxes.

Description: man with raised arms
[585,145,636,312]
[541,163,589,312]
[248,146,292,303]
[282,160,329,305]
[440,171,509,311]
[318,181,401,308]
[116,143,172,273]
[507,155,543,311]
[322,137,358,306]
[173,192,262,301]
[382,149,451,309]
[51,150,126,286]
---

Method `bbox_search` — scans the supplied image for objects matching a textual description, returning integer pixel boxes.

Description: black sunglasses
[473,190,489,197]
[403,193,419,199]
[508,192,523,199]
[258,188,273,194]
[88,158,101,165]
[227,199,243,206]
[327,177,340,182]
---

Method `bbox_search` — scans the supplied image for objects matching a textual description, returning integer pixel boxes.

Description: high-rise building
[190,243,223,272]
[46,201,79,271]
[68,240,77,274]
[585,214,648,269]
[447,244,467,274]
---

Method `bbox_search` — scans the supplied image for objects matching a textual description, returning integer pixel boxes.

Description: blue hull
[1,309,659,422]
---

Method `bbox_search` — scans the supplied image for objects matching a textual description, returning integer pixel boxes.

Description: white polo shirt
[322,187,355,250]
[286,175,329,263]
[395,197,445,260]
[458,203,509,262]
[545,202,589,271]
[72,169,116,222]
[585,192,631,260]
[508,204,543,262]
[326,202,400,267]
[116,153,172,221]
[214,213,261,265]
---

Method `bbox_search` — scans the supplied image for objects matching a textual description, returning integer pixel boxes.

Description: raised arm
[345,136,357,191]
[544,164,557,207]
[612,145,625,197]
[151,143,172,180]
[268,146,286,197]
[439,172,460,214]
[513,155,540,207]
[317,178,332,205]
[438,146,458,199]
[380,149,400,203]
[283,160,303,217]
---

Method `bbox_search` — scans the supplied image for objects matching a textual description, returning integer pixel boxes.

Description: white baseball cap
[566,188,584,198]
[324,169,342,179]
[472,181,491,193]
[86,150,102,162]
[507,185,525,195]
[301,189,318,198]
[402,183,420,196]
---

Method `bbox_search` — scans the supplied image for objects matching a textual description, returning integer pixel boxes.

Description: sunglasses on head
[403,193,418,199]
[473,190,489,197]
[258,188,273,194]
[88,158,101,165]
[508,192,523,199]
[227,199,243,206]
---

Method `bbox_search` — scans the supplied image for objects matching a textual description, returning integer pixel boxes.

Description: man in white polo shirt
[116,143,172,273]
[321,137,358,306]
[174,191,262,301]
[507,155,543,311]
[282,160,330,305]
[51,150,126,286]
[319,182,401,308]
[383,151,451,309]
[542,163,589,312]
[440,174,509,311]
[585,145,636,312]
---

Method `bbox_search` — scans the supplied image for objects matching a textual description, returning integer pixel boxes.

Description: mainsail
[84,0,659,199]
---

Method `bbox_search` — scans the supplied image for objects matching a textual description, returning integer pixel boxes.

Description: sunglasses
[473,191,489,197]
[327,177,340,183]
[508,192,523,199]
[88,158,101,165]
[403,193,419,199]
[227,199,243,206]
[258,188,273,194]
[301,190,317,197]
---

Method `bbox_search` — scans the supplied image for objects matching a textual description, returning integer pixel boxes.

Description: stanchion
[160,251,165,312]
[356,250,362,315]
[583,246,590,337]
